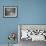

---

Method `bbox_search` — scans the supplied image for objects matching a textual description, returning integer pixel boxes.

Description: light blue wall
[0,0,46,44]
[0,0,18,44]
[18,0,46,24]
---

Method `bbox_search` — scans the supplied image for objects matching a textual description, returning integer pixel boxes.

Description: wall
[0,0,46,44]
[18,0,46,24]
[0,0,18,44]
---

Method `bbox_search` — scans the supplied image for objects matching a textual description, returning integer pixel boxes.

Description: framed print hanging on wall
[3,6,17,18]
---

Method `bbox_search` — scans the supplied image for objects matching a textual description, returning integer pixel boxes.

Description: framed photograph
[3,6,17,17]
[18,24,46,42]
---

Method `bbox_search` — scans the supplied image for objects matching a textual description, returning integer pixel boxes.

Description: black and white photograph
[18,25,46,46]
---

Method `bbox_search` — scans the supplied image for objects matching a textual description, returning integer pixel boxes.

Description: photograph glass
[4,6,17,17]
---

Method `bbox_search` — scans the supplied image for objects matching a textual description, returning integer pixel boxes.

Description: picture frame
[18,24,46,42]
[3,6,17,18]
